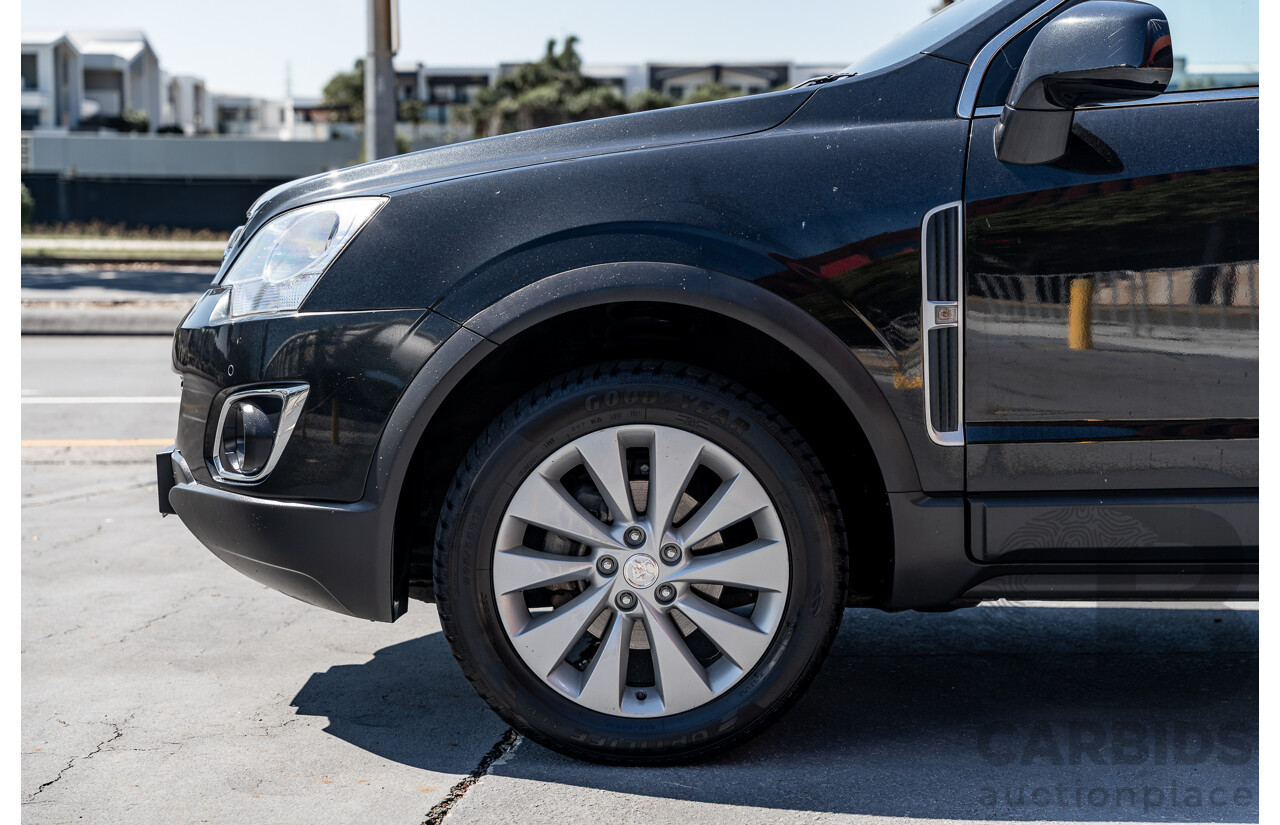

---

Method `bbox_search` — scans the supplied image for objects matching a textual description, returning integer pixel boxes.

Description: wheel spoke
[495,423,793,719]
[675,591,772,668]
[505,472,625,550]
[640,601,713,710]
[665,538,788,592]
[512,582,613,677]
[576,611,632,712]
[676,471,772,549]
[573,428,636,525]
[492,547,596,595]
[647,427,705,535]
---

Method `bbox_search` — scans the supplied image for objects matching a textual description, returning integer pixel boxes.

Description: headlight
[216,197,386,319]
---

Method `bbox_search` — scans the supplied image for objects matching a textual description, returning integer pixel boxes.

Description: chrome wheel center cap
[623,553,659,589]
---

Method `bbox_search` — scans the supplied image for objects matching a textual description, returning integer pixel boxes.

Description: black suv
[158,0,1258,763]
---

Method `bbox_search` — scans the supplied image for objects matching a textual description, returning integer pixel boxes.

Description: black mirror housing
[994,0,1173,165]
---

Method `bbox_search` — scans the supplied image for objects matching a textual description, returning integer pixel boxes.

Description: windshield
[844,0,1016,74]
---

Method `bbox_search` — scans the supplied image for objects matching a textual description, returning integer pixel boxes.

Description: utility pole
[283,62,294,140]
[365,0,398,161]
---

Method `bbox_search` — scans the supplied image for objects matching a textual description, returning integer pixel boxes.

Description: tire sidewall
[439,369,839,759]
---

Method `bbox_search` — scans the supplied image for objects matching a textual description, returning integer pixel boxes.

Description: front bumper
[157,447,401,621]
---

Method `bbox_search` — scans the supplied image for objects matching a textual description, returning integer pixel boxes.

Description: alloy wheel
[491,424,790,717]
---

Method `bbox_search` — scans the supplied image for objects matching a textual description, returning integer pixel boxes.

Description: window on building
[21,54,38,90]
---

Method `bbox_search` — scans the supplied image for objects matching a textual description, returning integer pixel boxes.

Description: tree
[627,88,677,112]
[456,37,773,137]
[399,98,425,140]
[21,183,34,228]
[460,37,628,137]
[120,108,149,133]
[680,83,745,105]
[322,59,365,123]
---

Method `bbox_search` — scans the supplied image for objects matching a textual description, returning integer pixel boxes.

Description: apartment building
[20,32,84,130]
[70,29,163,131]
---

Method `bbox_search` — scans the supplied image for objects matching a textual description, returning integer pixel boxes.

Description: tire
[434,360,846,764]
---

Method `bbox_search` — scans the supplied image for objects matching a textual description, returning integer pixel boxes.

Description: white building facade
[21,32,84,130]
[69,30,163,131]
[162,74,216,134]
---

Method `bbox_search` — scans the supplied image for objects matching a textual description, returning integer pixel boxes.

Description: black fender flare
[464,262,921,492]
[364,262,925,616]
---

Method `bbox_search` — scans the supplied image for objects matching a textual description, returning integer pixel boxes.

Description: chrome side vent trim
[926,206,959,303]
[922,202,964,446]
[928,328,959,433]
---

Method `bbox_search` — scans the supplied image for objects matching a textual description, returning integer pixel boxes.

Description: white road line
[22,439,172,447]
[21,396,180,404]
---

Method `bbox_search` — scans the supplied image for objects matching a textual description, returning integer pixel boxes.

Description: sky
[21,0,1259,101]
[20,0,940,99]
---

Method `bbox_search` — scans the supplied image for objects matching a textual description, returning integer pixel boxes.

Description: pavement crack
[261,716,299,737]
[257,610,306,638]
[421,728,522,824]
[24,714,133,803]
[22,480,153,508]
[28,624,83,644]
[116,586,216,643]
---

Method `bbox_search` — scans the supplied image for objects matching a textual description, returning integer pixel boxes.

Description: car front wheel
[434,361,845,763]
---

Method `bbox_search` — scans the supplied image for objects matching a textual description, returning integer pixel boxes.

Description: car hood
[241,87,815,234]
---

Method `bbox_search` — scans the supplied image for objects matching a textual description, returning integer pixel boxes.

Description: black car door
[960,0,1258,562]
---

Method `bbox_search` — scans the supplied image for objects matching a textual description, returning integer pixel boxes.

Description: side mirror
[994,0,1173,165]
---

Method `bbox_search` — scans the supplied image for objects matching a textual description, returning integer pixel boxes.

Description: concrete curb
[22,305,187,336]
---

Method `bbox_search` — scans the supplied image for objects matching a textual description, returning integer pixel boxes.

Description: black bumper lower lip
[157,447,398,622]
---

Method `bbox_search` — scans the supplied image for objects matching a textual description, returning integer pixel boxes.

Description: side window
[974,0,1085,109]
[976,0,1257,108]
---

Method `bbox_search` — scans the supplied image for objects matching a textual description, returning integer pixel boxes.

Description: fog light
[211,385,309,484]
[224,401,274,475]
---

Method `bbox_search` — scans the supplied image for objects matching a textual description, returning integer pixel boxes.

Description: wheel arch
[465,262,920,491]
[372,262,922,613]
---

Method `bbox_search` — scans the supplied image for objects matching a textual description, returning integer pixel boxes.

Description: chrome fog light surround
[211,385,309,485]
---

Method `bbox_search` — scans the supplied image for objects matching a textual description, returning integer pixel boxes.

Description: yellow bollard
[1068,277,1094,350]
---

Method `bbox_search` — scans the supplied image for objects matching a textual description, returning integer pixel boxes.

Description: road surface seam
[421,728,523,824]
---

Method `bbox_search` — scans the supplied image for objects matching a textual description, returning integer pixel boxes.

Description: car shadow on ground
[291,604,1257,822]
[289,628,504,777]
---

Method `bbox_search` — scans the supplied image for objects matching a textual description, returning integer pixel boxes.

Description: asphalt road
[21,263,216,335]
[21,335,1259,825]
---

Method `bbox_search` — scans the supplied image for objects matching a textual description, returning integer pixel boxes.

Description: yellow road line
[22,439,172,447]
[21,397,180,405]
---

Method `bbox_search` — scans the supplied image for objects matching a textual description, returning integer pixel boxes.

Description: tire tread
[433,360,847,764]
